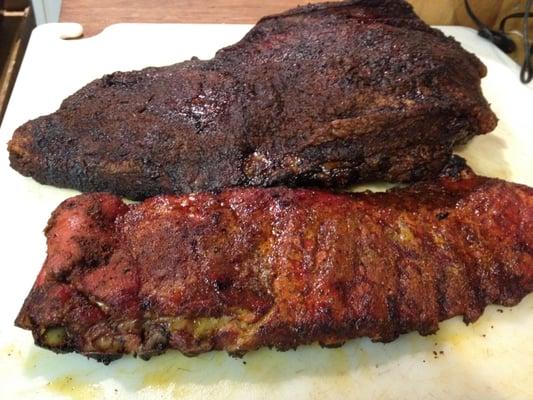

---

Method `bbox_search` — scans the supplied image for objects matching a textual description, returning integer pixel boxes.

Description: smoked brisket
[8,0,496,199]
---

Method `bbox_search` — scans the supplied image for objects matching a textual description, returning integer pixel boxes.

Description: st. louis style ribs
[15,158,533,363]
[8,0,497,199]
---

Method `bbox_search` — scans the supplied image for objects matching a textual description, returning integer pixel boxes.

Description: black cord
[464,0,516,53]
[499,12,526,31]
[464,0,532,84]
[520,0,532,83]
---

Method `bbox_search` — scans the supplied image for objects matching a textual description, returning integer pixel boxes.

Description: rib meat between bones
[15,158,533,363]
[8,0,496,200]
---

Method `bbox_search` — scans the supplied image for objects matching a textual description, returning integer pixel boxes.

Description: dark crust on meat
[15,158,533,362]
[7,0,497,200]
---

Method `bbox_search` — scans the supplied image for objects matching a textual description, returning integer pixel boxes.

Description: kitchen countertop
[59,0,324,37]
[59,0,527,39]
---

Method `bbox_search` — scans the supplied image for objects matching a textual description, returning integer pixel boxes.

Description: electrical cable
[464,0,516,53]
[520,0,532,83]
[464,0,532,84]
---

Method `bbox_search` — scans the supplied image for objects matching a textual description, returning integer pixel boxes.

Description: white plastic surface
[0,24,532,400]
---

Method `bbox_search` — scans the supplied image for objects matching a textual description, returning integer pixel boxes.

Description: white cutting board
[0,23,532,400]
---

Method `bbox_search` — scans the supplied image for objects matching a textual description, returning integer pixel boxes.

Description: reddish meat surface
[15,158,533,363]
